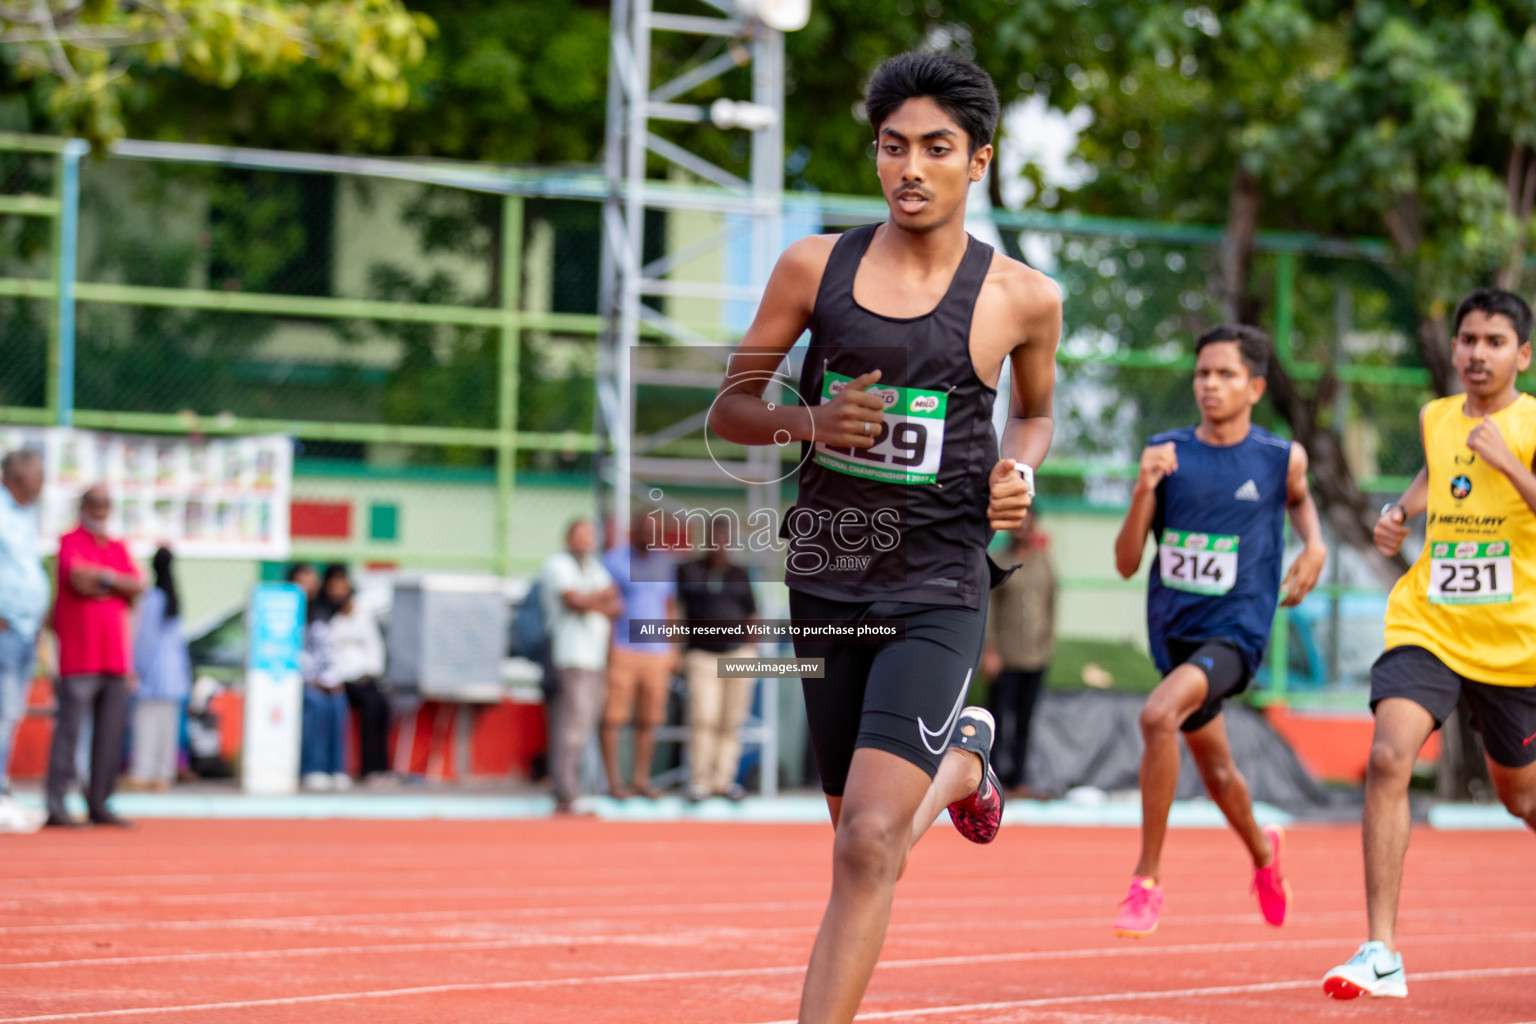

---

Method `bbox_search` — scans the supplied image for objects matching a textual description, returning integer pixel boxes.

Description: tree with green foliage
[991,1,1536,574]
[0,0,433,147]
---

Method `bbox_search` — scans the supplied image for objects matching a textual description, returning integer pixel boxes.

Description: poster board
[0,427,292,559]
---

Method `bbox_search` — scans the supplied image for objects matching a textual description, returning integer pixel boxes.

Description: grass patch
[1048,638,1163,693]
[967,638,1165,706]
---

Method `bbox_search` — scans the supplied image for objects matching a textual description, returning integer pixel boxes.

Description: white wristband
[1016,463,1036,499]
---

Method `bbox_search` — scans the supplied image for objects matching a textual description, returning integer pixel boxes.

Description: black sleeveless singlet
[783,223,1001,610]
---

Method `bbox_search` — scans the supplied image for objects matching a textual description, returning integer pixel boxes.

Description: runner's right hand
[809,369,886,448]
[1135,442,1178,493]
[1374,505,1408,557]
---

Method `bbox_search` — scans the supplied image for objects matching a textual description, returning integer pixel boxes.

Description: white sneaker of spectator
[0,794,45,834]
[301,772,333,792]
[331,773,353,791]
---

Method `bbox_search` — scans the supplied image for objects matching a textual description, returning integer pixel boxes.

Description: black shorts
[790,590,987,797]
[1370,645,1536,769]
[1165,638,1252,733]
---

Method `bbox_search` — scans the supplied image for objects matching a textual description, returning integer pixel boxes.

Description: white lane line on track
[749,966,1536,1024]
[4,927,1531,973]
[0,882,1405,911]
[0,899,830,935]
[0,929,803,969]
[0,872,839,896]
[0,907,1377,939]
[0,885,1133,913]
[3,960,1533,1022]
[0,899,1493,937]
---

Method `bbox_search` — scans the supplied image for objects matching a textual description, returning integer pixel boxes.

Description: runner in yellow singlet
[1323,288,1536,1001]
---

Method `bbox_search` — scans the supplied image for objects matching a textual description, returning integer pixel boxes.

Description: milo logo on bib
[814,371,948,485]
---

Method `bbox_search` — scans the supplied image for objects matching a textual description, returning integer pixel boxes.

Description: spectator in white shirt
[540,518,621,815]
[330,583,390,782]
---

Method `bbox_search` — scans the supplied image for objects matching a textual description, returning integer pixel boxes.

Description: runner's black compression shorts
[791,590,987,796]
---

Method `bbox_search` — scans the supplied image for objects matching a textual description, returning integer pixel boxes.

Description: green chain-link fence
[1,130,1496,701]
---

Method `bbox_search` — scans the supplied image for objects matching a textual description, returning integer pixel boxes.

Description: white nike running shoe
[1322,941,1407,999]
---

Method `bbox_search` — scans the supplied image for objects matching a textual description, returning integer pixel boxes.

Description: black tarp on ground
[1025,689,1335,812]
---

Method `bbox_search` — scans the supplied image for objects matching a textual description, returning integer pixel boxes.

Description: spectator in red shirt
[44,486,144,828]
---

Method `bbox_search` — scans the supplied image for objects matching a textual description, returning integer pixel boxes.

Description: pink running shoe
[945,707,1004,844]
[1113,876,1163,938]
[1252,824,1290,926]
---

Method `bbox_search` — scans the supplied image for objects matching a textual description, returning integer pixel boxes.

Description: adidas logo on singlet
[1234,479,1260,501]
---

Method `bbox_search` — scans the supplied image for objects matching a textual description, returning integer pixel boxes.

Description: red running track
[0,819,1531,1022]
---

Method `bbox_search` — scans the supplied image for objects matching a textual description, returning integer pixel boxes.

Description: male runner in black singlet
[710,53,1061,1024]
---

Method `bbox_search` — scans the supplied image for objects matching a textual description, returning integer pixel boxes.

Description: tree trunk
[1383,190,1457,398]
[1218,164,1261,323]
[1416,312,1457,399]
[1217,161,1406,585]
[1496,144,1536,292]
[1263,360,1409,582]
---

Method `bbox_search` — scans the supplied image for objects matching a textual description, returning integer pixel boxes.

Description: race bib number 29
[1159,530,1238,595]
[1429,541,1514,605]
[813,371,947,485]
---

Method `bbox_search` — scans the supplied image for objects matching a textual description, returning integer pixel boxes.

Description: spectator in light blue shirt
[599,510,676,799]
[0,449,49,832]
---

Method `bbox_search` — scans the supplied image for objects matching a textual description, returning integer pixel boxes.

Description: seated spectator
[125,547,192,791]
[330,583,391,782]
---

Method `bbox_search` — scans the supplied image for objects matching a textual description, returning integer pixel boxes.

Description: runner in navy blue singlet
[1110,325,1328,940]
[709,53,1061,1023]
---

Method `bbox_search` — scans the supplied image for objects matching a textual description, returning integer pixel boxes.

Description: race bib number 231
[1429,541,1514,605]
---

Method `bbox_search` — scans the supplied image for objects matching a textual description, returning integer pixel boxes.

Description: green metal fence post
[47,140,86,426]
[496,195,525,576]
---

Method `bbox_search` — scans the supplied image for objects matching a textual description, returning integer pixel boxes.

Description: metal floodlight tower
[597,0,796,545]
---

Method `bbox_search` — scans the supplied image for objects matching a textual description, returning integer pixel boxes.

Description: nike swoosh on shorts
[918,671,970,756]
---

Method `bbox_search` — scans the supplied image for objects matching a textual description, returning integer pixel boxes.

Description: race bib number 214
[1159,530,1239,596]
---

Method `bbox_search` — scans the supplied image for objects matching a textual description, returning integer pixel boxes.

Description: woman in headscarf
[127,547,192,790]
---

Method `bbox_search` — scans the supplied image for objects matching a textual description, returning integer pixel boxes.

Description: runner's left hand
[1467,416,1517,475]
[1279,543,1327,607]
[988,458,1033,531]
